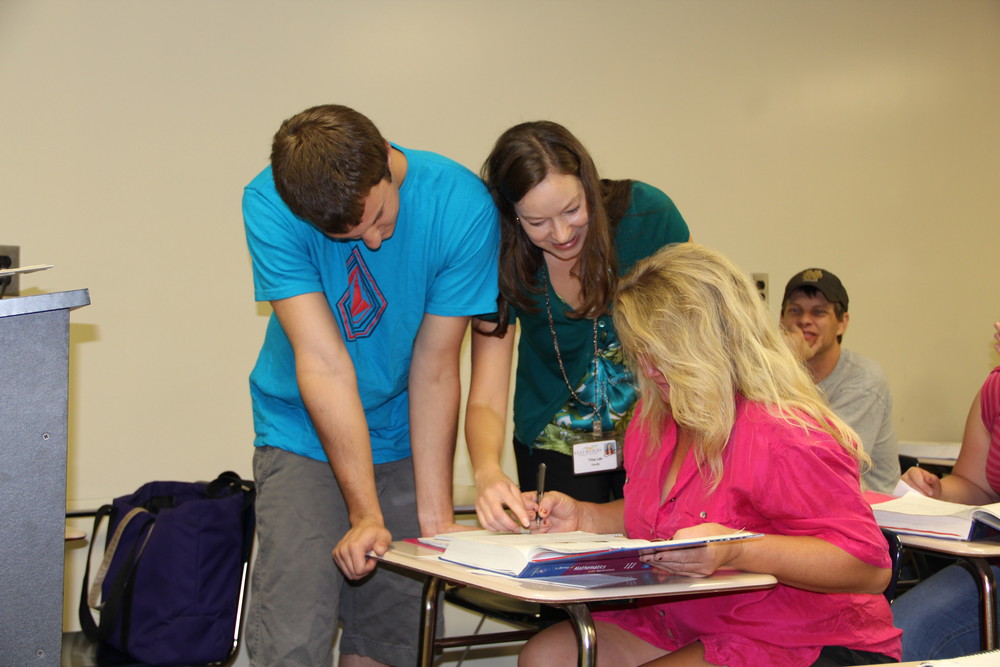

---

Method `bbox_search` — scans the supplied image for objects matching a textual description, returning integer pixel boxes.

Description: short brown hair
[270,104,390,235]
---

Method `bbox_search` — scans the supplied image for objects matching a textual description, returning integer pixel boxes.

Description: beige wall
[3,0,998,508]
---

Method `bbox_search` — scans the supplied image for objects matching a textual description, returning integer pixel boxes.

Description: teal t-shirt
[242,145,499,463]
[511,181,689,447]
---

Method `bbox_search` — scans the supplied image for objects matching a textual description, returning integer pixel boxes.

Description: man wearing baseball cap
[780,268,899,493]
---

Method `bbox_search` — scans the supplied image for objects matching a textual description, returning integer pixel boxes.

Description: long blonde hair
[613,243,868,487]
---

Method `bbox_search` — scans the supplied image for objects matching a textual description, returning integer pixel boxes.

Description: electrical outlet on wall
[752,272,768,304]
[0,245,22,297]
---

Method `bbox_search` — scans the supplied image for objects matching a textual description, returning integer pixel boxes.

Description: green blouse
[511,181,690,447]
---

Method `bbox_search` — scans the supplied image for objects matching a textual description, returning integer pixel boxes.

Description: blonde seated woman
[519,244,901,667]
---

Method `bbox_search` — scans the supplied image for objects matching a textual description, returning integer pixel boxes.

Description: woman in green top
[467,121,690,531]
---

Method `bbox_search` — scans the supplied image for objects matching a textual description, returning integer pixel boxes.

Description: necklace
[542,266,603,438]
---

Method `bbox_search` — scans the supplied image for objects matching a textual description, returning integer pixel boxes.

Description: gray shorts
[246,446,426,666]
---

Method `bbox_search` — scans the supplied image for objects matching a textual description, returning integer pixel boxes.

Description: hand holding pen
[524,486,588,534]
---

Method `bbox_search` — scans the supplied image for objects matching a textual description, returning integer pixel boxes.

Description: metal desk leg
[419,575,444,667]
[562,602,598,667]
[957,557,998,650]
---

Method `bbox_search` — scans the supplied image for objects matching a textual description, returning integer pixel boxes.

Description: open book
[868,487,1000,541]
[435,530,762,578]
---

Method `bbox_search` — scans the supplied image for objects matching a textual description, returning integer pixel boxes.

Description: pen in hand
[535,462,546,529]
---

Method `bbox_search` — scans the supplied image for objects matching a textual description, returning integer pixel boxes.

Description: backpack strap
[78,505,156,644]
[78,504,111,641]
[105,511,156,653]
[88,507,155,609]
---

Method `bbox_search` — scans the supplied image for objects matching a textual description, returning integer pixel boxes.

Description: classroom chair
[882,527,905,602]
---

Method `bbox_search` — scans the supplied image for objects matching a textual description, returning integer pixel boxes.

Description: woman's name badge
[572,436,622,475]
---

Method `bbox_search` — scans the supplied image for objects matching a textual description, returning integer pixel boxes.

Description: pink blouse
[981,367,1000,495]
[594,398,901,667]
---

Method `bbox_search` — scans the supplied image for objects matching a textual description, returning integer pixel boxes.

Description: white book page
[873,491,973,518]
[919,649,1000,665]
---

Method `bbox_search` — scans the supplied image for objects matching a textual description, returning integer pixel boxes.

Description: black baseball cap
[783,268,849,312]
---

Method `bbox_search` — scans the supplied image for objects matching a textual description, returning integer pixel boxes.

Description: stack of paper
[869,491,1000,541]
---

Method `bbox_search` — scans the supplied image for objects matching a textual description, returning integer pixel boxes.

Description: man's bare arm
[271,292,389,579]
[408,313,470,536]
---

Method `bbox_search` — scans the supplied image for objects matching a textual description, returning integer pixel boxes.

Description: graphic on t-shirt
[337,247,387,340]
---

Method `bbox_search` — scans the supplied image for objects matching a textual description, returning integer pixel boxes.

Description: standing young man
[780,268,899,493]
[242,105,499,666]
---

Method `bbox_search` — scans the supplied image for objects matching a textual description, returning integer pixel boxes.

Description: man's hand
[332,517,392,580]
[782,325,816,362]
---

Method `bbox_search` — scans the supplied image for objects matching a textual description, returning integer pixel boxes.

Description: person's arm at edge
[903,325,1000,498]
[271,293,389,580]
[937,387,996,505]
[653,523,889,595]
[733,531,889,594]
[408,313,469,537]
[937,321,1000,503]
[903,386,994,503]
[466,320,529,531]
[727,532,889,594]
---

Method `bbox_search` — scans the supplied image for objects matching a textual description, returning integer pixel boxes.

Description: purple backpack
[79,472,255,666]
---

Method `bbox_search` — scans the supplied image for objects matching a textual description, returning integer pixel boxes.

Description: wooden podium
[0,289,90,665]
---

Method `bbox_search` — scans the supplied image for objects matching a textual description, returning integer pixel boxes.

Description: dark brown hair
[480,121,631,334]
[270,104,390,235]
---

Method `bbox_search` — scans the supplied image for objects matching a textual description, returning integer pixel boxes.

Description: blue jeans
[892,562,1000,660]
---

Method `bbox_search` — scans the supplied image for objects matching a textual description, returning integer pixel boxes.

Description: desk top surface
[898,441,961,461]
[377,541,777,604]
[0,288,90,317]
[899,534,1000,557]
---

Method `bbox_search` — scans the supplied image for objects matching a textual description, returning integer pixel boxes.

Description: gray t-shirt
[818,348,899,494]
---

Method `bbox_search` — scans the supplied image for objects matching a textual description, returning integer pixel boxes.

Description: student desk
[377,541,777,667]
[898,441,961,478]
[898,441,961,469]
[898,534,1000,651]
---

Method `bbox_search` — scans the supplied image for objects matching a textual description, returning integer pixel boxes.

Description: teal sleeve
[615,181,690,274]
